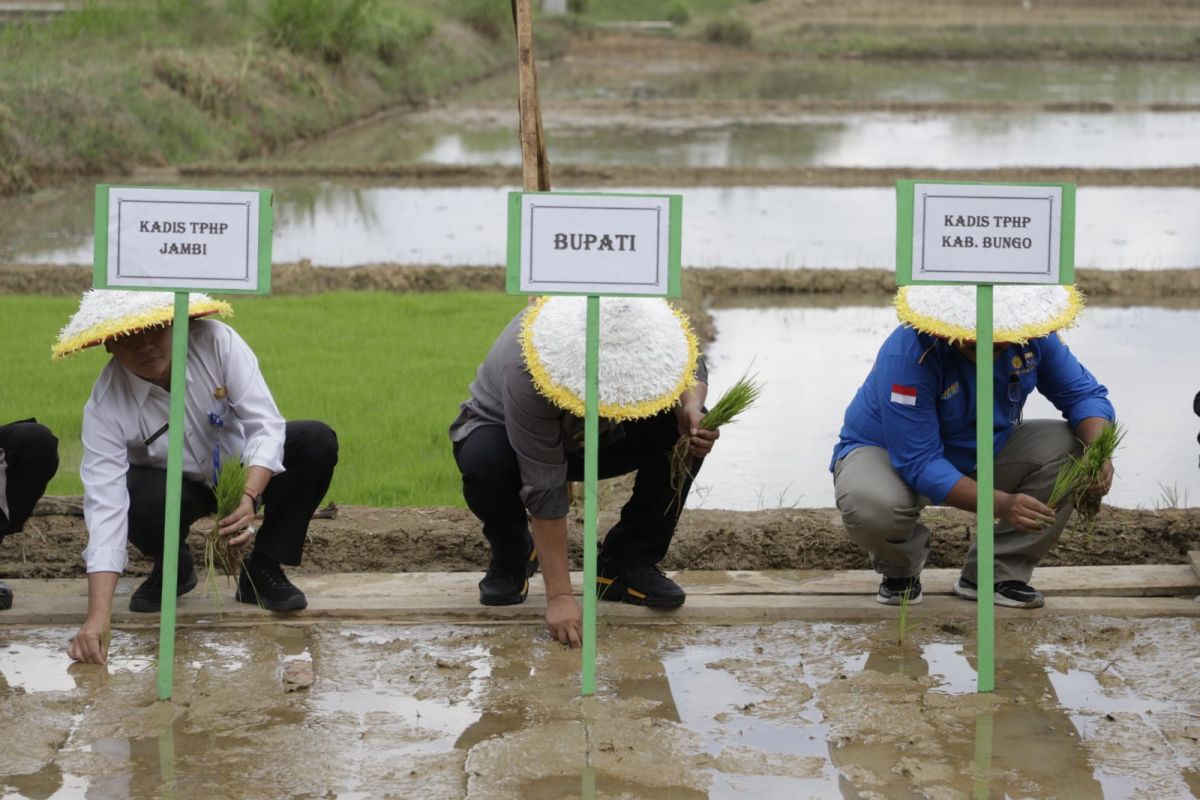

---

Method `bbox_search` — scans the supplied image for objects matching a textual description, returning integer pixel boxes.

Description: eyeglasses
[1007,374,1025,425]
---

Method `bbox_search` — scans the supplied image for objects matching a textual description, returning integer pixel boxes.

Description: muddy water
[2,618,1198,799]
[696,301,1200,510]
[459,60,1200,106]
[4,181,1198,269]
[284,112,1200,170]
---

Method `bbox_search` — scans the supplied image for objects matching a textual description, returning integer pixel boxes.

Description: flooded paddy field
[2,618,1200,800]
[2,617,1198,799]
[5,181,1199,270]
[277,110,1200,171]
[697,300,1200,511]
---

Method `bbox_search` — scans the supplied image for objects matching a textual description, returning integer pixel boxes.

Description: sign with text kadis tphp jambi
[507,192,682,297]
[896,181,1075,286]
[94,185,274,294]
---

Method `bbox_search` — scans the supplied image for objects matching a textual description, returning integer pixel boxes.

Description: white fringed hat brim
[520,297,699,421]
[53,289,232,360]
[895,285,1084,345]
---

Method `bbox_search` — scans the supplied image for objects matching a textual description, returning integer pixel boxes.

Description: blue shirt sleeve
[1035,334,1115,428]
[876,353,965,504]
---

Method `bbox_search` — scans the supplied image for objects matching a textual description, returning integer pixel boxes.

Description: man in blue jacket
[831,285,1115,609]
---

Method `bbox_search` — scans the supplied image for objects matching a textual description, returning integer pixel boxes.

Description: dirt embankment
[3,501,1197,579]
[7,263,1200,307]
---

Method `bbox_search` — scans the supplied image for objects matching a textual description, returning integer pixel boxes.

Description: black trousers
[453,410,702,569]
[0,420,59,539]
[126,420,338,568]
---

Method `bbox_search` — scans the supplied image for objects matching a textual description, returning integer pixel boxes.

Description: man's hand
[674,403,720,459]
[545,593,582,648]
[219,494,257,548]
[996,491,1056,532]
[1085,459,1114,499]
[68,617,111,665]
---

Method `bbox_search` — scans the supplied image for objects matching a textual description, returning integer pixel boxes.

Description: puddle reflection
[4,180,1199,270]
[698,302,1200,510]
[284,112,1200,170]
[3,621,1198,798]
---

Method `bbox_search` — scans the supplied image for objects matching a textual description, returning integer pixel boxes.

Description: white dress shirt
[81,320,285,574]
[0,447,8,520]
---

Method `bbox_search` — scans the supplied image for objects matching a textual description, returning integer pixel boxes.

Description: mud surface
[3,501,1197,579]
[2,617,1199,798]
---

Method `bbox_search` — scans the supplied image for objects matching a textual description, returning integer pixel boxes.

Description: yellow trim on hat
[894,285,1083,346]
[52,299,232,360]
[520,297,700,422]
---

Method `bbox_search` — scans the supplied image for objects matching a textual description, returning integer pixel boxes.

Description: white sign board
[912,183,1062,284]
[101,186,263,291]
[515,193,675,296]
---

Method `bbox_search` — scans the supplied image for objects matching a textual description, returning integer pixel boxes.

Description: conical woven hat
[520,296,699,422]
[895,284,1083,345]
[53,289,232,360]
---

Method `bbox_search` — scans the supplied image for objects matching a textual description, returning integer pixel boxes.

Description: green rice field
[0,291,527,507]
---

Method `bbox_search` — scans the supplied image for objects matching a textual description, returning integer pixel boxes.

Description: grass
[770,23,1200,61]
[0,0,551,194]
[0,291,526,507]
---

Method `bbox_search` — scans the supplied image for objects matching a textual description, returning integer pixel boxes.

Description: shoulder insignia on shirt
[890,384,918,406]
[1011,355,1023,370]
[940,382,961,400]
[214,386,227,399]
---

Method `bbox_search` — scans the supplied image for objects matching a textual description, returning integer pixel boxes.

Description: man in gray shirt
[450,297,718,647]
[0,418,60,610]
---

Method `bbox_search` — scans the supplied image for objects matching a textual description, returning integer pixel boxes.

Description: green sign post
[507,190,683,695]
[896,179,1075,693]
[94,184,273,700]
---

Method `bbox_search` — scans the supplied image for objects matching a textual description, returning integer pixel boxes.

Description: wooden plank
[1189,551,1200,582]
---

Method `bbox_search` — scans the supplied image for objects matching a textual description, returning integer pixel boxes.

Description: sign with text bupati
[94,185,273,294]
[896,181,1074,286]
[506,191,682,297]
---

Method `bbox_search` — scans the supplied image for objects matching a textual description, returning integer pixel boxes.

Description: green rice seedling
[1048,423,1126,526]
[669,371,763,508]
[896,586,921,646]
[206,457,248,603]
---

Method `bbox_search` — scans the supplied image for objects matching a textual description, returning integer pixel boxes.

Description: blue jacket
[831,326,1115,504]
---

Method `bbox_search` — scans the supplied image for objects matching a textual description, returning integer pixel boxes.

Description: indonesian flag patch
[890,384,918,406]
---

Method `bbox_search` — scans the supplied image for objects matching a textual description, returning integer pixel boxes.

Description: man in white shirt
[53,291,338,664]
[0,419,60,610]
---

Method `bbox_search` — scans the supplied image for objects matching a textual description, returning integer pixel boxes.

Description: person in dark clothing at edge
[450,296,719,647]
[0,419,60,610]
[831,284,1116,610]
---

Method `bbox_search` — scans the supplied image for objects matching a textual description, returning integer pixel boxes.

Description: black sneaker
[877,575,923,606]
[129,561,198,613]
[0,580,12,611]
[235,554,307,611]
[953,576,1044,609]
[479,548,539,606]
[596,561,686,609]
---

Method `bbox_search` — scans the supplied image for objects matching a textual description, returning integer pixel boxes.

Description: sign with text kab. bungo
[896,180,1075,286]
[506,191,682,297]
[94,185,273,294]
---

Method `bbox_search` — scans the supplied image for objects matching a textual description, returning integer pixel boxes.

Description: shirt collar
[118,361,163,408]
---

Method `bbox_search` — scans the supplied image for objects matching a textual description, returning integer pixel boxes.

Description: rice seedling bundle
[669,371,763,508]
[206,457,249,601]
[1047,422,1125,524]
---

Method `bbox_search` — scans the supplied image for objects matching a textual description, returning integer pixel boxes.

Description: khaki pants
[832,420,1082,584]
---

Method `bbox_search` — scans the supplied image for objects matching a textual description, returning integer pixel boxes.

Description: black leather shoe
[479,547,539,606]
[129,562,198,612]
[596,561,686,609]
[0,580,12,611]
[235,554,307,611]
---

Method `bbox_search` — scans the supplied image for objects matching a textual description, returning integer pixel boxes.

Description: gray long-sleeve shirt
[450,310,706,519]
